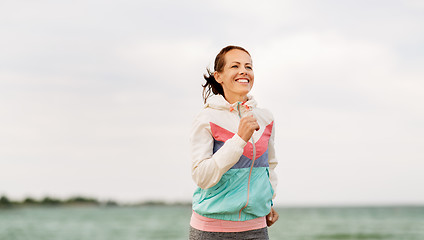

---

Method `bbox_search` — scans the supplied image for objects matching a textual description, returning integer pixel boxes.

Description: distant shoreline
[1,194,422,209]
[0,194,191,208]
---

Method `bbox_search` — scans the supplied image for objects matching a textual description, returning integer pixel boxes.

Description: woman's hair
[202,45,251,103]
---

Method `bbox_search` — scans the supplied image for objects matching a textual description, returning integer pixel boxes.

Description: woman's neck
[225,94,248,104]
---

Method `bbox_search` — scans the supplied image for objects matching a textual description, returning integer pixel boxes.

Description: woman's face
[214,49,254,103]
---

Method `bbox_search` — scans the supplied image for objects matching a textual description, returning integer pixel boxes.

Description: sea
[0,205,423,240]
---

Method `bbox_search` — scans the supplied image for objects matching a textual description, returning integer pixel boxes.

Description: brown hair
[202,45,251,103]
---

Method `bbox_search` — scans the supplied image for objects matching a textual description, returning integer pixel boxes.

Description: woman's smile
[235,78,250,83]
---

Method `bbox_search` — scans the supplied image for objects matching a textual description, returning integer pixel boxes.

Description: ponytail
[202,68,224,104]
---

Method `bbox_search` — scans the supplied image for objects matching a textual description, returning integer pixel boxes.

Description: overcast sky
[1,0,423,206]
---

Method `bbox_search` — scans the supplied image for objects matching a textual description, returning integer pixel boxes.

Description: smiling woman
[202,46,253,104]
[213,49,254,104]
[189,46,279,240]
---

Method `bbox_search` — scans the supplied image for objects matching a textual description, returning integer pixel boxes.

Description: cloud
[246,28,424,205]
[1,0,423,204]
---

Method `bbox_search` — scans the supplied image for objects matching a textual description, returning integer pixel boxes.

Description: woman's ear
[214,71,222,84]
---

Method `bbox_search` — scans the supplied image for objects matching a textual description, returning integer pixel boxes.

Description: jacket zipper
[236,102,257,220]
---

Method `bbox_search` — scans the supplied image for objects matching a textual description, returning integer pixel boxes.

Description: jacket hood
[204,94,257,111]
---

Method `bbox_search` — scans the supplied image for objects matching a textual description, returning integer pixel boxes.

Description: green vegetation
[0,194,191,208]
[64,196,99,205]
[23,197,37,204]
[0,194,107,208]
[0,195,13,207]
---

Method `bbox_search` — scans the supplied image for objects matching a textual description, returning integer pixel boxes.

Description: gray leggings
[189,226,269,240]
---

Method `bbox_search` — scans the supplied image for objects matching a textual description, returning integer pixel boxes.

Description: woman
[189,46,279,240]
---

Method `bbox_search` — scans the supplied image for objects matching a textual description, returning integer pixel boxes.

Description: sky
[1,0,423,206]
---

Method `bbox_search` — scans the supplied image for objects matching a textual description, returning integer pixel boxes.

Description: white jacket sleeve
[190,117,247,189]
[268,121,278,199]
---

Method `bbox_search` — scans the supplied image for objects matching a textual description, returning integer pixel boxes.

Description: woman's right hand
[237,115,260,142]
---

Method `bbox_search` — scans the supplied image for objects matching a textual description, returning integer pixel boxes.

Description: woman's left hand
[266,207,279,227]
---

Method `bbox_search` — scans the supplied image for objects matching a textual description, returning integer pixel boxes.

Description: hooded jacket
[190,94,278,221]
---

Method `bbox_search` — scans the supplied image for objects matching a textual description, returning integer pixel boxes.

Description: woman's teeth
[237,79,249,83]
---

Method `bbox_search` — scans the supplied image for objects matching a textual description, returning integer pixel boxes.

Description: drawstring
[237,102,242,118]
[232,101,251,117]
[241,101,250,110]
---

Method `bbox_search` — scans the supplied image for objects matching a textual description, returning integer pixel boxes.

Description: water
[0,205,423,240]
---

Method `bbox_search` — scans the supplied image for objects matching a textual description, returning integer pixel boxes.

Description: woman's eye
[231,65,238,68]
[246,66,252,70]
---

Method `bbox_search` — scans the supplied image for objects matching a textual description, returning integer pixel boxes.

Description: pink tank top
[190,211,267,232]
